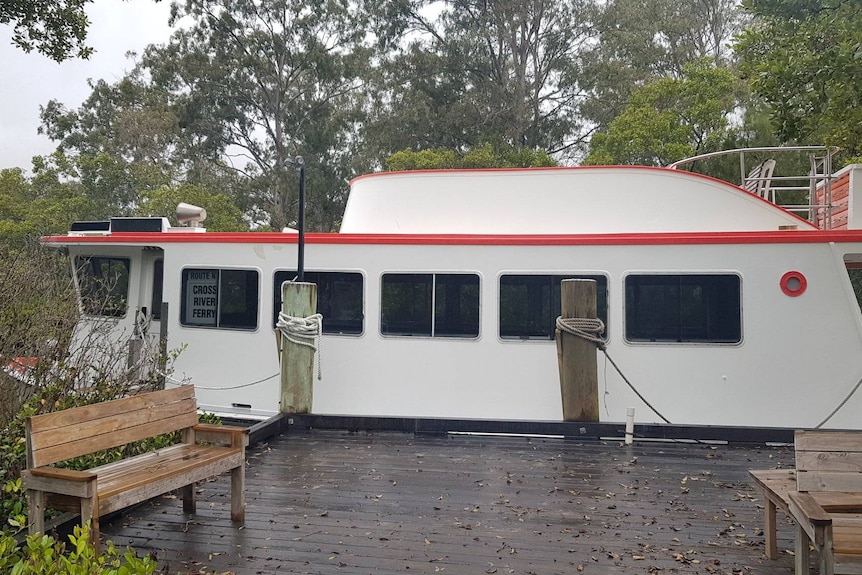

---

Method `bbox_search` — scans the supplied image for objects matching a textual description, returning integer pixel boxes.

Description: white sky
[0,0,174,172]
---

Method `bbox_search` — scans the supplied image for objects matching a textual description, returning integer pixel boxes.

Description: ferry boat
[42,147,862,430]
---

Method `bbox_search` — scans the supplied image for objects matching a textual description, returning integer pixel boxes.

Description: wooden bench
[21,386,248,548]
[750,431,862,574]
[749,467,797,559]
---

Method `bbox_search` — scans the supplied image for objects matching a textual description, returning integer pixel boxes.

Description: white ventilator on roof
[339,167,816,234]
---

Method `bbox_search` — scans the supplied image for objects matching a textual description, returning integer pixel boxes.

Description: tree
[584,59,741,166]
[580,0,745,131]
[363,0,594,163]
[736,0,862,157]
[385,143,557,171]
[0,161,93,242]
[1,0,92,61]
[138,183,249,232]
[136,0,373,231]
[39,63,255,224]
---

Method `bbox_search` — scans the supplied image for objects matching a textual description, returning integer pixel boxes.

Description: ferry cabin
[44,165,862,430]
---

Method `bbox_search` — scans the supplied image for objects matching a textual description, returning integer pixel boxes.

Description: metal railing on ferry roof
[667,145,839,229]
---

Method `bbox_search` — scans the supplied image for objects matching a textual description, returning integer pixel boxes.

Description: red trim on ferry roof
[41,229,862,247]
[348,165,757,193]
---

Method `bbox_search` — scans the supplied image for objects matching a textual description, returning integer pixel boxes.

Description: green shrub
[0,523,156,574]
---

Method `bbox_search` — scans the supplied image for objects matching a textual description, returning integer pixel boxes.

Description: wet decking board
[101,431,798,574]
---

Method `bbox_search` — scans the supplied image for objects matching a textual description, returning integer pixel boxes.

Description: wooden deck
[101,430,798,574]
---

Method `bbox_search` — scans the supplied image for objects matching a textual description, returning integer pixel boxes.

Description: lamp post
[286,156,306,281]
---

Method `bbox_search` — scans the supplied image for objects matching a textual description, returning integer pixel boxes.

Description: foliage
[0,238,191,536]
[138,184,250,232]
[127,0,374,231]
[0,241,78,428]
[0,164,93,242]
[736,0,862,157]
[584,59,742,166]
[364,0,593,163]
[385,144,557,171]
[0,523,156,574]
[0,0,92,61]
[580,0,746,131]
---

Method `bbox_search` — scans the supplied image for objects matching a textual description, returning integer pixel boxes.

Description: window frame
[380,272,481,339]
[623,272,743,345]
[180,267,260,331]
[498,273,609,341]
[74,255,132,318]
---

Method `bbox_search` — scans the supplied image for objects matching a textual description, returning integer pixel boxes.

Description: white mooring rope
[555,317,606,346]
[276,311,323,380]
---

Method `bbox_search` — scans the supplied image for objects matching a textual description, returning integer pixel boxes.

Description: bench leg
[27,489,45,536]
[820,528,834,575]
[765,497,778,559]
[80,494,99,553]
[796,523,810,575]
[231,464,245,523]
[181,484,196,514]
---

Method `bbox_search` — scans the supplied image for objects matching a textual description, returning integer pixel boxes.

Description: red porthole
[780,271,807,297]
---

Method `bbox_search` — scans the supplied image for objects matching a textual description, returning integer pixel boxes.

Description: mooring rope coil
[555,317,606,347]
[276,312,323,380]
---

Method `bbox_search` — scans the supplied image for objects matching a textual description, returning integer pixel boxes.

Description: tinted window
[273,271,363,335]
[181,268,259,330]
[625,274,741,343]
[381,273,479,338]
[499,274,608,340]
[151,259,164,320]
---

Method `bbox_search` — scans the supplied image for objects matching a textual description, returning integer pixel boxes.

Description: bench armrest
[192,424,249,448]
[22,467,97,498]
[27,467,97,482]
[789,491,832,547]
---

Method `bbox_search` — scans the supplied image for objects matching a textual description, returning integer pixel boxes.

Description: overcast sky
[0,0,175,172]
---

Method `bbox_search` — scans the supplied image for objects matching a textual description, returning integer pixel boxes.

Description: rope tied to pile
[555,317,607,348]
[555,314,672,424]
[276,312,323,379]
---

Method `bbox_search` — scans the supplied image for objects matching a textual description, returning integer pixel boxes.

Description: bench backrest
[26,386,198,468]
[795,430,862,492]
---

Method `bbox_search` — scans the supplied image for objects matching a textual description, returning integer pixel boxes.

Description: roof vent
[177,203,207,227]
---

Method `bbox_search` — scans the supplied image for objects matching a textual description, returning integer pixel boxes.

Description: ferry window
[844,261,862,313]
[625,274,741,343]
[273,271,364,335]
[151,259,164,320]
[75,256,131,317]
[499,274,608,340]
[381,273,479,338]
[180,268,259,330]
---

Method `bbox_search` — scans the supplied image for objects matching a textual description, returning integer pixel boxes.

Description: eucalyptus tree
[137,0,373,231]
[363,0,594,163]
[584,59,742,166]
[736,0,862,158]
[37,69,192,219]
[1,0,92,60]
[580,0,745,131]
